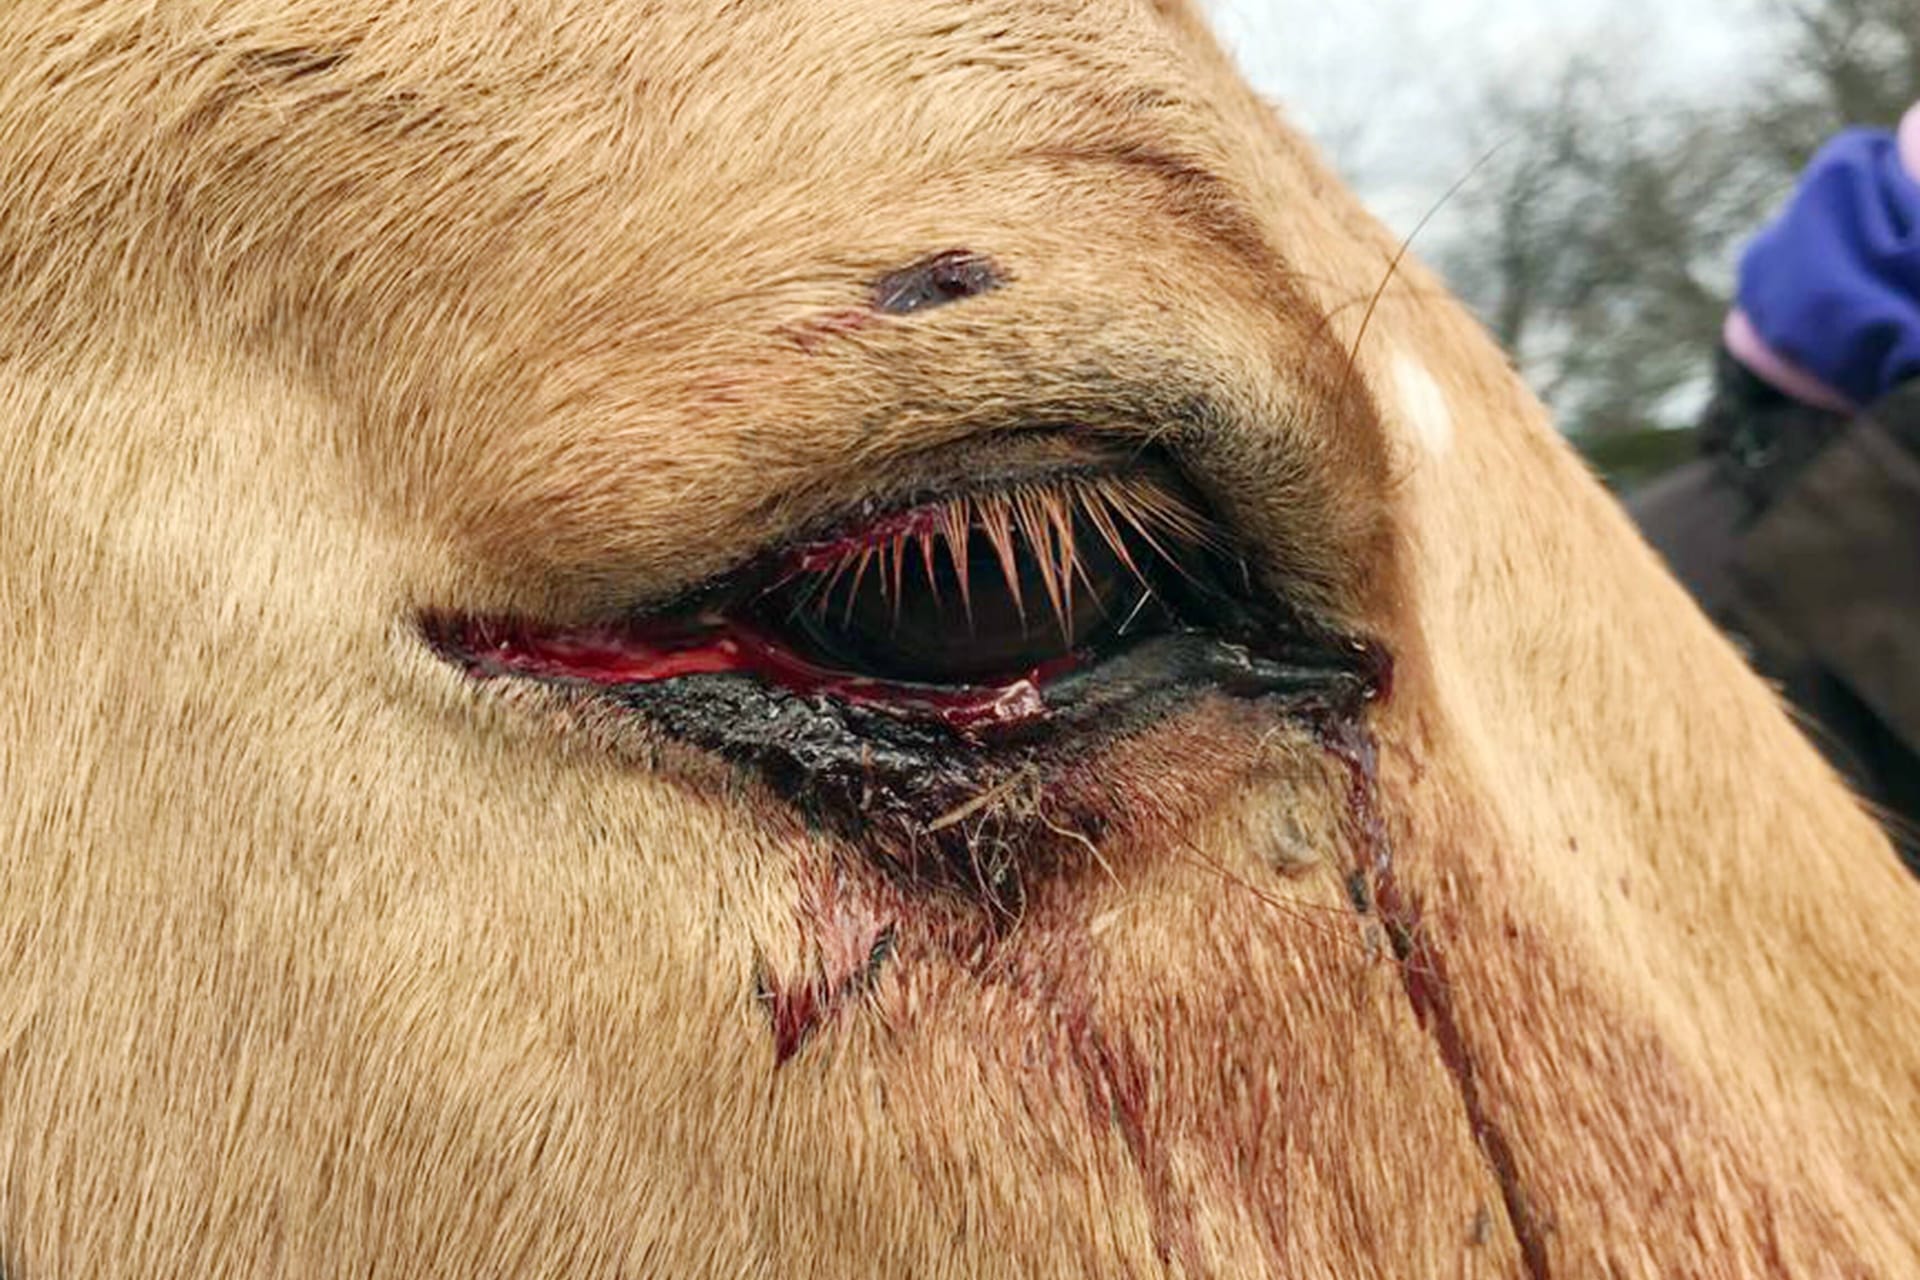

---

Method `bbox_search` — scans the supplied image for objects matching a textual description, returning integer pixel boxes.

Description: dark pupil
[773,509,1179,686]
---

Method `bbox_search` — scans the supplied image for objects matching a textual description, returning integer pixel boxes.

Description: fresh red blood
[787,505,942,574]
[1315,708,1548,1280]
[427,613,1058,738]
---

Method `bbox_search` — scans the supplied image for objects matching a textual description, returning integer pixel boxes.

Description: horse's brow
[1025,140,1288,279]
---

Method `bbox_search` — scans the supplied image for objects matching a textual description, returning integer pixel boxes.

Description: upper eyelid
[514,360,1357,632]
[693,376,1244,578]
[757,471,1220,628]
[637,450,1224,626]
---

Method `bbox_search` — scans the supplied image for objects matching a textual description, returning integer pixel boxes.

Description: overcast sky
[1205,0,1757,230]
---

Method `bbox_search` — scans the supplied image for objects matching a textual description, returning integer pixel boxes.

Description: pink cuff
[1901,103,1920,184]
[1723,309,1859,414]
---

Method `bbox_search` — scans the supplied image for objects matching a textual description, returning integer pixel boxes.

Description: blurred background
[1205,0,1920,490]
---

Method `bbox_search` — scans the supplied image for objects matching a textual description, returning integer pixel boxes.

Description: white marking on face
[1392,353,1454,458]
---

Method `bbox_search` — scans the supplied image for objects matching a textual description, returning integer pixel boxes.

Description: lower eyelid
[560,626,1381,907]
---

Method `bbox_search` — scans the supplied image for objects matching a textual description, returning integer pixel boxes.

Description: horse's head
[2,2,1915,1275]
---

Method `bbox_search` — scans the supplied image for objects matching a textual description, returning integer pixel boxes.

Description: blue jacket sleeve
[1737,127,1920,408]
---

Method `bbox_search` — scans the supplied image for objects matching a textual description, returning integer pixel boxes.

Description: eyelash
[734,468,1247,694]
[772,471,1222,644]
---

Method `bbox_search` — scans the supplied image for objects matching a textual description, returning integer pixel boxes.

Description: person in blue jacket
[1633,103,1920,873]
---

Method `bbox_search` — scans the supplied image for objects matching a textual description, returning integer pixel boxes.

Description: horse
[1,1,1914,1275]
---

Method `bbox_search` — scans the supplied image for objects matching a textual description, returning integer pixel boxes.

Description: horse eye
[748,474,1226,688]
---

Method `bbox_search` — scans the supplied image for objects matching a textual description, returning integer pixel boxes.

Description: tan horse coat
[1,1,1915,1275]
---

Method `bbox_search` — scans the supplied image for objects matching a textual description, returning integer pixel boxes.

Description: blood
[781,248,1004,353]
[761,972,823,1066]
[421,612,1056,739]
[758,870,898,1066]
[783,307,874,353]
[1314,699,1551,1280]
[787,504,942,575]
[871,249,1004,315]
